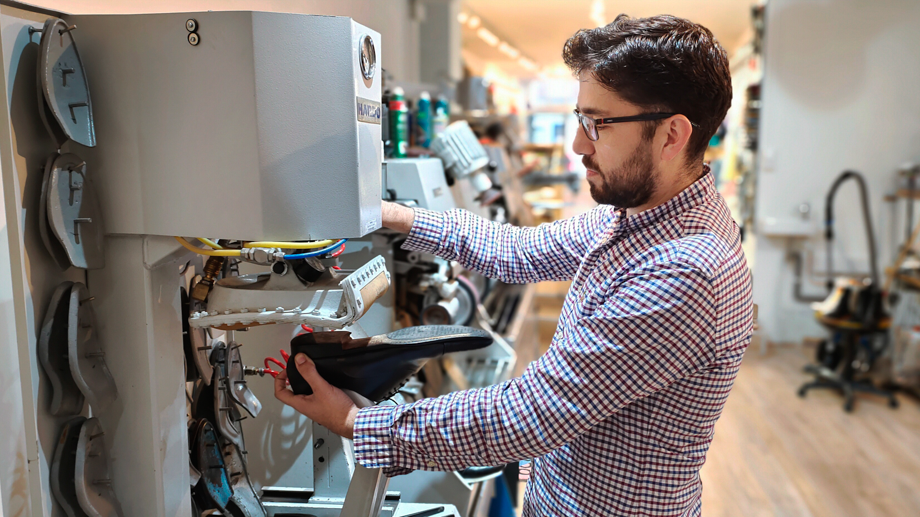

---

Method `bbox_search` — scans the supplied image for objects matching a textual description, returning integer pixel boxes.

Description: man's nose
[572,126,594,156]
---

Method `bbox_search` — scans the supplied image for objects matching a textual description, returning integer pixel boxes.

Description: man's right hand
[382,201,415,234]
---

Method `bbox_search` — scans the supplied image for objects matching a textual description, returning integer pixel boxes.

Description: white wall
[754,0,920,343]
[25,0,423,82]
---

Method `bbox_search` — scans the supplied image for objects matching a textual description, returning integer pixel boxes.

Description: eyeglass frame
[573,109,700,141]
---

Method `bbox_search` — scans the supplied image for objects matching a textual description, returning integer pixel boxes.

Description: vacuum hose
[824,170,879,290]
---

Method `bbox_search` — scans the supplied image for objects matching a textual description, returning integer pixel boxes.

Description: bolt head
[186,19,198,32]
[188,32,200,46]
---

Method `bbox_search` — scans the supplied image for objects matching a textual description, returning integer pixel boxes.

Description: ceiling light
[476,27,499,47]
[468,15,481,29]
[457,12,469,24]
[590,0,606,27]
[498,42,520,59]
[518,57,538,71]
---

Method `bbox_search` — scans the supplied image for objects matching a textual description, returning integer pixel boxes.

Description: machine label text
[356,97,382,125]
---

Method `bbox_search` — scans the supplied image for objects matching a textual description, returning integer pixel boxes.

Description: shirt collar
[612,164,717,234]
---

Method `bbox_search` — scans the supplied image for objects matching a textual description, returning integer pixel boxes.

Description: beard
[583,141,657,208]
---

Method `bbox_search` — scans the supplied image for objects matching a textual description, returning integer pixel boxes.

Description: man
[276,14,752,517]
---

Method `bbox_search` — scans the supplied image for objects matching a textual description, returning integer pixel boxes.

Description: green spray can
[389,87,409,158]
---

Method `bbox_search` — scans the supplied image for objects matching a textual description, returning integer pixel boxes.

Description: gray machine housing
[385,158,456,213]
[69,11,383,240]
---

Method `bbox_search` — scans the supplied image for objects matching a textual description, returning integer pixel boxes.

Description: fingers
[273,370,301,407]
[294,353,316,380]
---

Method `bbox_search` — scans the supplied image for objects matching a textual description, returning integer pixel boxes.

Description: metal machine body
[0,4,455,517]
[70,11,383,241]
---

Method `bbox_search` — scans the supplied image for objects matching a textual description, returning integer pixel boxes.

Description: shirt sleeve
[352,263,718,475]
[402,206,614,284]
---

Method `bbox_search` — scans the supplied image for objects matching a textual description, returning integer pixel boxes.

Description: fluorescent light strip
[498,42,520,59]
[477,27,500,47]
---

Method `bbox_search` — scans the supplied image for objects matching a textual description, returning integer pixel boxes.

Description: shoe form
[51,416,89,517]
[190,419,233,514]
[191,344,246,451]
[225,342,261,418]
[222,442,266,517]
[37,17,96,148]
[46,153,105,269]
[39,281,85,415]
[188,255,389,331]
[287,325,494,401]
[74,418,123,517]
[38,153,72,270]
[212,346,246,450]
[182,287,213,385]
[68,283,117,413]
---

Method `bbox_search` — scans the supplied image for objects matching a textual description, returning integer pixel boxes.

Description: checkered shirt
[354,171,753,516]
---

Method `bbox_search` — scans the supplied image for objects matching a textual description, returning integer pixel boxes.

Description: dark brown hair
[563,14,732,162]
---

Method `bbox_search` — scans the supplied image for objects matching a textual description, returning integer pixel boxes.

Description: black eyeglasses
[573,109,699,141]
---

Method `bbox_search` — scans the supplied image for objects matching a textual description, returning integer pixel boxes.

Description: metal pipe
[790,251,828,303]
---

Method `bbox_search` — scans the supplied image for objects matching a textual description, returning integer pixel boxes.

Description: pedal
[188,256,389,331]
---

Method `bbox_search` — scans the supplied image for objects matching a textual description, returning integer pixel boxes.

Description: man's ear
[659,116,694,163]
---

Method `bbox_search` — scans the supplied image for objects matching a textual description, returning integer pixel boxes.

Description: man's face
[573,75,661,208]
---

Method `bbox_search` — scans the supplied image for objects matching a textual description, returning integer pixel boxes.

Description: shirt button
[427,460,438,467]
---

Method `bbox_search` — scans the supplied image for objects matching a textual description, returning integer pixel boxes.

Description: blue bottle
[416,91,433,148]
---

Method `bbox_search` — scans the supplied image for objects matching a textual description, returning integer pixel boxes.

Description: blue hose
[283,239,347,260]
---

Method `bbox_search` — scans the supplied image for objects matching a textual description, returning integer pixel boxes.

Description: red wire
[263,357,285,378]
[330,244,345,258]
[301,324,314,333]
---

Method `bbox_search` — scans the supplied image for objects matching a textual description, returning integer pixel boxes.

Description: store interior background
[3,0,920,516]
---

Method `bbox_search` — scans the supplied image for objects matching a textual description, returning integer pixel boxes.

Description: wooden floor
[519,284,920,516]
[700,346,920,517]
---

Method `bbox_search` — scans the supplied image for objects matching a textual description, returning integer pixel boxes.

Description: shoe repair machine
[0,3,497,516]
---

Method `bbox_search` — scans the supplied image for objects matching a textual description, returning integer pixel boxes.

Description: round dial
[360,35,376,81]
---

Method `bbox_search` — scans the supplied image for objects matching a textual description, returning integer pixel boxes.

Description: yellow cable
[174,237,241,257]
[243,239,336,250]
[198,237,223,249]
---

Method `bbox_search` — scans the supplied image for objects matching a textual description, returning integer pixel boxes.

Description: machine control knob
[360,35,376,80]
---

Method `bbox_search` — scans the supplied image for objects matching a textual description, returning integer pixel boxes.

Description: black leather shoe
[287,325,493,402]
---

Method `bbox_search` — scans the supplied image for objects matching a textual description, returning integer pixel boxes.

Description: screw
[58,24,77,35]
[314,439,324,449]
[186,19,198,32]
[188,33,200,46]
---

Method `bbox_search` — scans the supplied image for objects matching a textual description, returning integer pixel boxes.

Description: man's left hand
[274,353,360,439]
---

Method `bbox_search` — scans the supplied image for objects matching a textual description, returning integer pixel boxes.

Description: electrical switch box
[69,12,383,240]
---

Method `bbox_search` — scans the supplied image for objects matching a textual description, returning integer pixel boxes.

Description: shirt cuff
[403,207,447,254]
[353,405,414,477]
